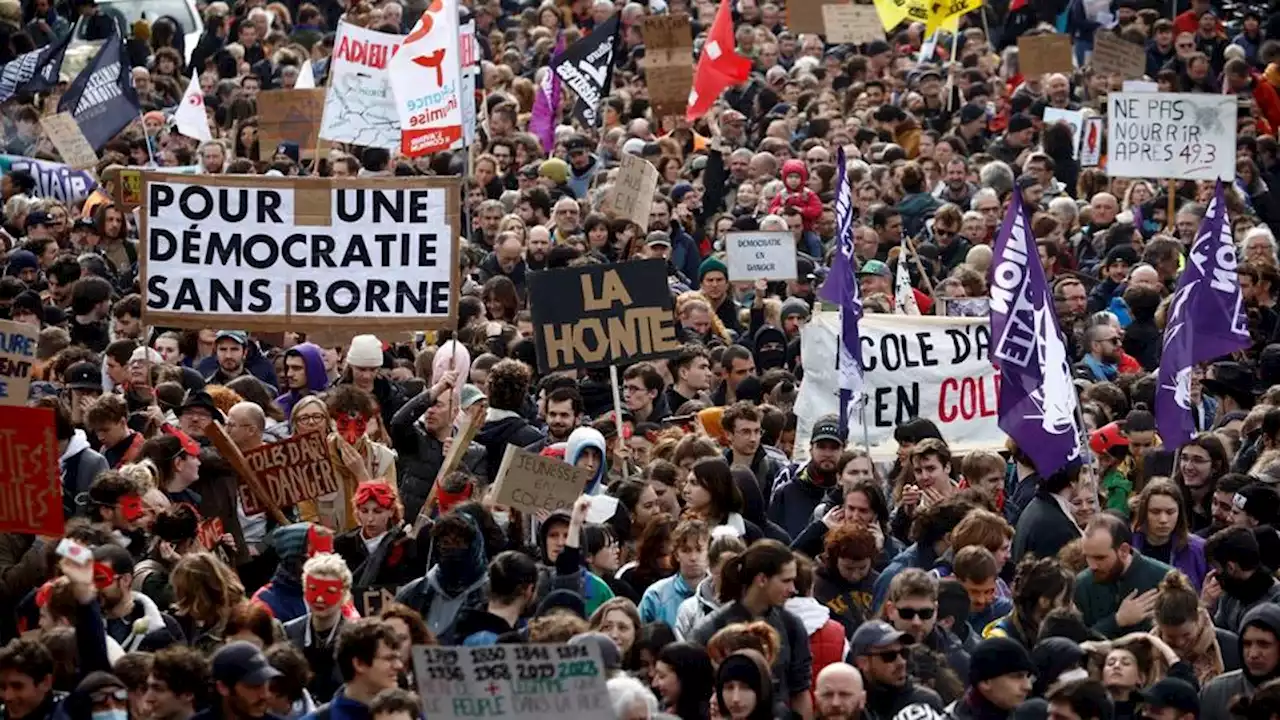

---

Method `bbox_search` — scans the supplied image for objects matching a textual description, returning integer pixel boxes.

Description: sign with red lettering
[197,516,224,550]
[389,1,463,157]
[794,313,1004,460]
[240,430,340,514]
[319,20,404,150]
[0,407,63,536]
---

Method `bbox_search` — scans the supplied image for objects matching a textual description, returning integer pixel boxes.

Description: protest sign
[528,259,680,373]
[413,644,609,720]
[140,174,461,332]
[117,168,143,210]
[822,4,884,42]
[196,517,224,551]
[726,231,798,281]
[58,32,138,151]
[0,406,63,537]
[41,112,98,169]
[1091,30,1146,79]
[793,312,1003,460]
[1044,107,1084,159]
[1017,35,1073,78]
[0,155,97,203]
[787,0,832,34]
[1107,92,1235,180]
[601,153,659,231]
[642,15,694,118]
[319,21,403,150]
[389,0,463,156]
[553,17,620,129]
[239,430,340,514]
[1081,116,1103,167]
[353,586,398,616]
[873,0,928,29]
[456,22,480,148]
[0,32,71,103]
[0,320,37,407]
[258,89,326,161]
[491,445,594,515]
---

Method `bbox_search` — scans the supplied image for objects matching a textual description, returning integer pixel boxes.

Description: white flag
[895,238,920,315]
[174,74,211,143]
[296,59,315,89]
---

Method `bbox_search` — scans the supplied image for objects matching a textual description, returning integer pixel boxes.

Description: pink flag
[529,36,565,154]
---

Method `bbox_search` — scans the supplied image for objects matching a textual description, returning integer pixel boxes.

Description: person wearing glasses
[847,620,944,719]
[882,569,970,682]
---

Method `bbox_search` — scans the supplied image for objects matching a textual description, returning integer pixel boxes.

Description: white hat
[622,138,646,156]
[129,346,163,365]
[345,334,384,368]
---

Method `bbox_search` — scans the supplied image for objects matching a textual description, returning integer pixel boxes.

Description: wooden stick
[206,421,289,526]
[1166,178,1176,231]
[413,402,486,530]
[610,364,629,479]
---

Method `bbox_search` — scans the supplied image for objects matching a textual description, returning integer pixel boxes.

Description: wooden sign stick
[206,421,289,525]
[413,402,487,531]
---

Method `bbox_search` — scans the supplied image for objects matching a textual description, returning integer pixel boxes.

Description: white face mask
[93,710,128,720]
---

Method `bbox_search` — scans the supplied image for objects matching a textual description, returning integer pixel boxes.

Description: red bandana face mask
[304,575,345,608]
[118,494,145,523]
[335,412,368,445]
[92,562,116,590]
[307,525,334,556]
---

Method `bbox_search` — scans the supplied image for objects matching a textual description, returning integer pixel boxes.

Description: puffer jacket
[675,575,723,640]
[767,160,822,230]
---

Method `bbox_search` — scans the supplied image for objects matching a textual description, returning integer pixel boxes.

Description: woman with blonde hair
[170,552,246,652]
[1151,570,1232,686]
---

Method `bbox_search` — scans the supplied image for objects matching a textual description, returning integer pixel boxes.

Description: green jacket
[1074,553,1172,638]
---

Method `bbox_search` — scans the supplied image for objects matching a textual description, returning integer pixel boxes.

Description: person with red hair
[334,481,428,589]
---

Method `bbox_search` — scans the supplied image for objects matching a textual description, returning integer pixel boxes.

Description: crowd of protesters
[8,0,1280,719]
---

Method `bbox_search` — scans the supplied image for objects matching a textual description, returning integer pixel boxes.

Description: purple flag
[818,147,864,435]
[1132,204,1143,235]
[989,188,1082,477]
[529,37,565,153]
[1156,181,1252,447]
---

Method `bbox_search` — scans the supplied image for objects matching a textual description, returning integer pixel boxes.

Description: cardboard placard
[491,445,595,515]
[602,153,660,231]
[726,232,798,281]
[1017,35,1073,79]
[528,259,681,373]
[257,89,326,161]
[823,4,884,43]
[1091,30,1146,80]
[197,516,225,550]
[0,406,64,537]
[239,430,340,514]
[788,0,833,34]
[353,585,398,616]
[413,644,609,720]
[40,112,98,169]
[140,174,462,332]
[642,15,693,118]
[0,319,37,407]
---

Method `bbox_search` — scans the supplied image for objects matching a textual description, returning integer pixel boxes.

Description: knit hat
[716,651,770,709]
[671,182,694,203]
[959,103,987,125]
[780,297,810,320]
[10,290,42,318]
[345,334,383,368]
[698,256,728,282]
[1235,484,1280,526]
[536,588,586,619]
[5,249,37,274]
[969,637,1036,685]
[275,142,300,163]
[539,158,570,185]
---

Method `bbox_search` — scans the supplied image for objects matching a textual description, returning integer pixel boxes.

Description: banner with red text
[389,1,462,157]
[0,406,63,536]
[794,312,1003,461]
[319,20,403,149]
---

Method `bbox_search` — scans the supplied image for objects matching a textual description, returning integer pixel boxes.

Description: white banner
[1107,92,1236,180]
[725,231,796,281]
[390,3,463,157]
[794,312,1004,461]
[453,21,479,150]
[318,21,403,149]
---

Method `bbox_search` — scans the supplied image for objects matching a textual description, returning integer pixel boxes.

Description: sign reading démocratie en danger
[240,430,339,514]
[726,231,797,281]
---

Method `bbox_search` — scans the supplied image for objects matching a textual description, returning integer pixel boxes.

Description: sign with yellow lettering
[528,259,681,373]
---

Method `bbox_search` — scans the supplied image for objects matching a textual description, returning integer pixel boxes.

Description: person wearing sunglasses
[848,620,945,719]
[882,569,970,683]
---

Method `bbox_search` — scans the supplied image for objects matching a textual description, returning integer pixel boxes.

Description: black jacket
[1012,491,1080,564]
[283,614,347,703]
[388,389,487,521]
[475,415,544,481]
[334,525,430,590]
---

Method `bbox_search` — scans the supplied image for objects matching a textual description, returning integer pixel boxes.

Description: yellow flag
[926,0,982,37]
[874,0,959,33]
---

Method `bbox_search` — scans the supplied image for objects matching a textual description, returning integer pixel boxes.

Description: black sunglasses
[897,607,935,620]
[871,648,910,662]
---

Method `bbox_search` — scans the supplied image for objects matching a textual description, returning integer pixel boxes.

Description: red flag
[685,0,752,122]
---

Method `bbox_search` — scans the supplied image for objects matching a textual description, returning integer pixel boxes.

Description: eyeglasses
[90,688,129,703]
[896,607,935,620]
[296,413,328,427]
[933,228,954,238]
[870,648,909,662]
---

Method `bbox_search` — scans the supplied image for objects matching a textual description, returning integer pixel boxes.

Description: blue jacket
[302,687,369,720]
[275,343,330,418]
[872,543,933,611]
[638,572,699,627]
[252,570,308,623]
[670,225,702,284]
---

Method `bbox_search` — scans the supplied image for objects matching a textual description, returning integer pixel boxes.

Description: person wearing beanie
[1205,525,1280,634]
[9,288,44,327]
[715,650,774,720]
[1233,484,1280,528]
[537,158,574,199]
[697,256,742,335]
[251,523,350,623]
[1202,603,1280,720]
[4,248,39,284]
[988,114,1036,167]
[1045,679,1114,720]
[340,334,405,427]
[949,637,1035,720]
[1075,514,1173,639]
[779,297,810,339]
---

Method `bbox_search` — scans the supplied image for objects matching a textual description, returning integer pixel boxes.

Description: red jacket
[769,160,823,230]
[808,618,846,684]
[1251,72,1280,135]
[1173,11,1221,36]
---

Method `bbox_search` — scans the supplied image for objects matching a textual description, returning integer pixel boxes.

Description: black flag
[551,16,620,129]
[58,29,140,151]
[0,31,72,103]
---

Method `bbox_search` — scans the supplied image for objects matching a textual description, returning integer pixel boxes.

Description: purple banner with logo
[818,147,863,434]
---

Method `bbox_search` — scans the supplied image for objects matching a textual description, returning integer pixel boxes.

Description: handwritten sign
[0,319,37,407]
[257,89,326,161]
[197,516,224,550]
[726,231,798,281]
[0,407,63,536]
[1091,30,1146,80]
[1017,35,1073,78]
[354,585,397,616]
[491,446,595,515]
[41,112,98,169]
[240,430,340,514]
[642,15,693,118]
[1107,92,1236,181]
[602,153,659,231]
[823,4,884,43]
[412,644,609,720]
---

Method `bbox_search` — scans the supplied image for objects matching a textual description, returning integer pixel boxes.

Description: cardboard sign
[1107,92,1236,181]
[197,516,224,550]
[726,231,798,281]
[257,89,326,161]
[1091,30,1146,80]
[118,168,142,210]
[0,406,64,536]
[319,20,403,150]
[239,430,341,514]
[823,4,885,43]
[1080,116,1104,167]
[353,585,397,616]
[788,0,834,34]
[1017,35,1073,79]
[414,644,609,720]
[140,174,461,332]
[491,445,594,515]
[1044,107,1085,159]
[528,259,680,373]
[0,319,37,407]
[642,15,694,118]
[601,153,660,231]
[41,112,98,169]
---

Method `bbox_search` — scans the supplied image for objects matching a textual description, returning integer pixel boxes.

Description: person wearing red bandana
[313,387,397,531]
[92,544,183,654]
[137,429,203,507]
[84,471,149,558]
[334,482,428,590]
[282,554,355,703]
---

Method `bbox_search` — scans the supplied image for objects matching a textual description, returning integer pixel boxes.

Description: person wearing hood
[770,414,845,539]
[752,325,789,373]
[50,398,109,520]
[475,359,544,478]
[767,159,822,231]
[455,550,539,646]
[543,498,615,616]
[92,544,183,654]
[788,554,850,688]
[1201,603,1280,720]
[675,532,745,640]
[721,402,785,508]
[275,342,328,419]
[639,519,710,627]
[198,330,279,393]
[1205,525,1280,635]
[394,510,489,644]
[847,620,944,718]
[565,426,609,496]
[948,637,1036,720]
[337,335,406,428]
[884,569,970,681]
[282,553,354,703]
[253,523,351,624]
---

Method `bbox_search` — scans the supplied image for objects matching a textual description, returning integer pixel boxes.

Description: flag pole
[859,394,871,455]
[138,110,156,167]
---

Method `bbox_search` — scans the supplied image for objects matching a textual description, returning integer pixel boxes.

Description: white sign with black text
[725,231,797,281]
[1107,92,1236,180]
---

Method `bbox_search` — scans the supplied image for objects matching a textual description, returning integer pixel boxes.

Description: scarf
[1152,608,1223,686]
[1082,353,1118,381]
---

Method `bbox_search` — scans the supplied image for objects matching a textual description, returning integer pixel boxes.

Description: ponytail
[718,540,793,603]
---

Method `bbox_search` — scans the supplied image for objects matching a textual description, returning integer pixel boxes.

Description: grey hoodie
[675,576,722,640]
[1201,603,1280,720]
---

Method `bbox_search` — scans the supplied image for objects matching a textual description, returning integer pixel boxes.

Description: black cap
[969,637,1036,685]
[72,217,95,231]
[26,210,53,227]
[564,135,591,153]
[212,642,283,687]
[65,361,102,391]
[960,103,986,124]
[811,414,846,445]
[1007,113,1034,134]
[1138,678,1199,714]
[1103,245,1140,267]
[866,40,891,56]
[796,256,815,281]
[11,290,43,318]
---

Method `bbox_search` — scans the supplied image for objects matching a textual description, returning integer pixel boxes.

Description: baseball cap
[850,621,912,656]
[1088,422,1128,457]
[1138,678,1199,714]
[214,330,247,346]
[212,641,282,687]
[646,231,672,248]
[65,361,103,391]
[857,259,892,278]
[26,210,53,227]
[1235,485,1280,526]
[564,135,591,153]
[959,103,986,125]
[811,414,847,445]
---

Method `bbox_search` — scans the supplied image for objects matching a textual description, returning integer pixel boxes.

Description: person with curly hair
[813,520,878,635]
[983,556,1076,652]
[475,358,545,474]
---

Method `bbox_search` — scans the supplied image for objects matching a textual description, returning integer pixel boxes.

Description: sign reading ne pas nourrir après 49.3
[1106,92,1236,181]
[141,174,460,332]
